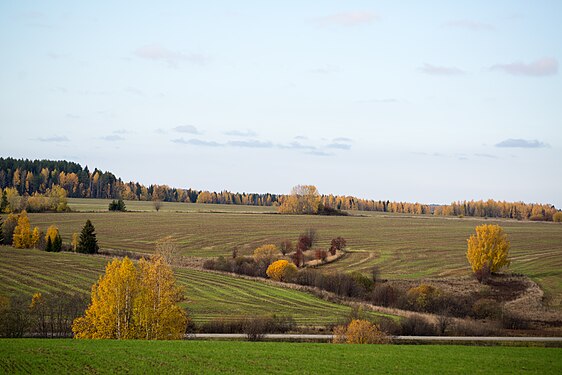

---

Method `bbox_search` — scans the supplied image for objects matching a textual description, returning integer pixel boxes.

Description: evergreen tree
[0,190,8,213]
[53,234,62,252]
[45,236,53,252]
[0,217,4,244]
[108,199,126,212]
[77,220,99,254]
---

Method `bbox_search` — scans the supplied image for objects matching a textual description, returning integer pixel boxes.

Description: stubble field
[0,246,385,325]
[17,198,562,308]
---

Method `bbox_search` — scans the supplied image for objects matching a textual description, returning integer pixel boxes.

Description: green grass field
[1,339,561,374]
[15,198,562,308]
[0,247,386,325]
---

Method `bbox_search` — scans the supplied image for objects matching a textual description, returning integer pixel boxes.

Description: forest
[0,157,558,220]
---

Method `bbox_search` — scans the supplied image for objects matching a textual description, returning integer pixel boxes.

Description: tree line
[1,157,558,220]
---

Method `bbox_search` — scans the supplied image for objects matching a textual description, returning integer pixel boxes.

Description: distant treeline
[0,157,558,220]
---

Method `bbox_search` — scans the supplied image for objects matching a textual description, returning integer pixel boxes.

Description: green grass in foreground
[1,339,561,374]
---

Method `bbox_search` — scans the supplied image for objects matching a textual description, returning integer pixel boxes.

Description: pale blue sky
[1,1,560,206]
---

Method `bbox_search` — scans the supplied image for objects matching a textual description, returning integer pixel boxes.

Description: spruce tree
[53,234,62,252]
[0,217,4,244]
[77,219,99,254]
[0,190,7,213]
[45,236,53,252]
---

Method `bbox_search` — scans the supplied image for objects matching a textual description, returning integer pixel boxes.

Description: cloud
[172,138,221,147]
[125,87,144,96]
[333,137,353,143]
[36,136,69,142]
[445,19,494,31]
[474,153,498,159]
[100,135,125,141]
[420,63,465,76]
[224,129,257,137]
[309,65,341,74]
[490,58,558,77]
[227,140,273,148]
[154,128,167,134]
[495,139,549,148]
[306,150,333,157]
[279,141,316,150]
[355,98,399,104]
[294,135,308,140]
[326,143,351,150]
[113,129,134,134]
[315,11,379,27]
[134,44,209,67]
[173,125,200,134]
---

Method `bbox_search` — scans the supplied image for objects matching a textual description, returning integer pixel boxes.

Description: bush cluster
[0,292,87,338]
[203,256,269,278]
[199,315,296,339]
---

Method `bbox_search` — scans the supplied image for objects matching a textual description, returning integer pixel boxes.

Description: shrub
[253,244,279,263]
[330,237,346,255]
[266,260,298,282]
[553,212,562,223]
[501,310,529,330]
[406,284,440,312]
[371,284,398,307]
[279,240,293,255]
[333,319,388,344]
[200,315,295,335]
[471,298,501,320]
[400,316,437,336]
[297,231,315,252]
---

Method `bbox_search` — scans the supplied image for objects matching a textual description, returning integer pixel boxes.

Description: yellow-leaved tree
[266,260,298,282]
[253,244,279,264]
[45,225,59,243]
[72,256,187,340]
[466,224,510,281]
[333,319,388,344]
[12,211,40,249]
[135,256,187,339]
[278,185,321,214]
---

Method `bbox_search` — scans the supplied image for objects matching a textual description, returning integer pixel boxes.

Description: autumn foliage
[253,244,279,263]
[278,185,321,214]
[12,211,40,249]
[72,256,188,340]
[266,260,297,282]
[333,319,388,344]
[466,224,511,278]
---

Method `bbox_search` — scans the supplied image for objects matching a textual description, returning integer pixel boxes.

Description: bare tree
[155,236,179,265]
[153,200,163,212]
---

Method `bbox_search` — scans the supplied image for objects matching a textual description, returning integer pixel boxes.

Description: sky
[0,1,561,207]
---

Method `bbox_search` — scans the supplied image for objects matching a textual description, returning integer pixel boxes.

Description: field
[1,339,561,374]
[0,247,385,325]
[17,198,562,308]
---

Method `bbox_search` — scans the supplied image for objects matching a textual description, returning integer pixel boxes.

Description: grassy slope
[17,197,562,307]
[0,247,383,325]
[1,339,561,374]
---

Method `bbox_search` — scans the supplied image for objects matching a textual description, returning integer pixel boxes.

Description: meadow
[1,339,561,374]
[0,247,384,325]
[19,198,562,308]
